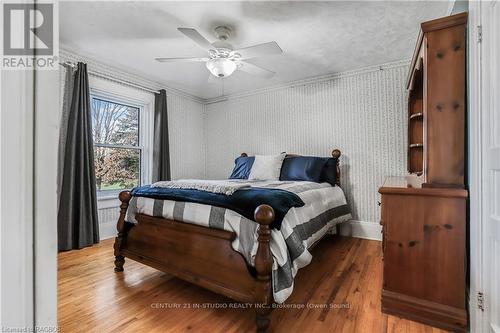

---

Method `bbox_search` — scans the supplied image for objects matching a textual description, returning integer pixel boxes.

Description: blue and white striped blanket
[126,180,351,303]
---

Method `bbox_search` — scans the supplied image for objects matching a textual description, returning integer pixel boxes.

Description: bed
[113,149,351,333]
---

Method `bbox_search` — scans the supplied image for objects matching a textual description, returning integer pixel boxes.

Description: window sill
[97,193,122,209]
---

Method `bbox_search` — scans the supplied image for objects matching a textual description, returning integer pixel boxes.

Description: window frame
[89,85,153,200]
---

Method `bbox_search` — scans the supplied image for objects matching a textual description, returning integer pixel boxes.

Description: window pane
[94,147,140,191]
[91,98,139,146]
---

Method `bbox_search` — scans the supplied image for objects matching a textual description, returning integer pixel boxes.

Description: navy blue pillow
[280,156,327,182]
[319,158,338,186]
[229,156,255,179]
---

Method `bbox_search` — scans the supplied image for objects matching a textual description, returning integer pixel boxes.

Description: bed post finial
[254,204,274,333]
[114,191,131,272]
[332,149,341,186]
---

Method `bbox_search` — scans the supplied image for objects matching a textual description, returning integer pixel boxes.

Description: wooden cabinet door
[383,193,465,308]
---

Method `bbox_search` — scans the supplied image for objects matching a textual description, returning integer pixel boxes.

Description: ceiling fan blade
[178,28,213,50]
[155,57,208,63]
[235,41,283,59]
[238,61,275,78]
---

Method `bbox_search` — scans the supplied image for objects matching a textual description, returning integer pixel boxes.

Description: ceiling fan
[155,26,283,79]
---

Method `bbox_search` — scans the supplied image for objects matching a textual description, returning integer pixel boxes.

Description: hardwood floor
[58,236,448,333]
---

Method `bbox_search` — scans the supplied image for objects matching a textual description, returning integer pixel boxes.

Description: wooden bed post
[114,191,131,272]
[254,204,274,333]
[331,149,341,187]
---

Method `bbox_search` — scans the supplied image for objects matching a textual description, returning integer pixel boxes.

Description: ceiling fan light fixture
[206,58,237,78]
[157,26,282,79]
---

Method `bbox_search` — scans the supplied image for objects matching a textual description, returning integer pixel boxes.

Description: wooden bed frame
[114,149,342,333]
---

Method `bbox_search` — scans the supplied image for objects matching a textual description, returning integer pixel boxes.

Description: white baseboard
[339,219,382,241]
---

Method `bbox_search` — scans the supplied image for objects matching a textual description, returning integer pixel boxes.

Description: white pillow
[248,153,286,180]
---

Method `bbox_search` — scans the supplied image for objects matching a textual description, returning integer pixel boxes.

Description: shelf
[409,143,424,148]
[409,113,423,120]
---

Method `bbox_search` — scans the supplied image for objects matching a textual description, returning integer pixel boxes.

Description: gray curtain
[57,62,99,251]
[152,89,171,182]
[57,63,75,196]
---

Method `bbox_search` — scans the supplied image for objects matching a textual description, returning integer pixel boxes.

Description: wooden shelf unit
[406,12,467,188]
[407,58,424,175]
[380,12,468,333]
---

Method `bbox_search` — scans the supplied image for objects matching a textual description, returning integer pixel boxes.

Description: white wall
[168,94,205,179]
[204,61,408,227]
[1,70,35,328]
[0,66,59,331]
[34,70,59,328]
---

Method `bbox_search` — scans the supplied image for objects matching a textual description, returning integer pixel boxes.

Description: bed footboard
[114,191,274,333]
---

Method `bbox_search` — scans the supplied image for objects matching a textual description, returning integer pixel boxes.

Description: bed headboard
[240,149,342,186]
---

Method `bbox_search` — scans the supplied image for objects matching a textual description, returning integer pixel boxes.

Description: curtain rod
[59,61,160,94]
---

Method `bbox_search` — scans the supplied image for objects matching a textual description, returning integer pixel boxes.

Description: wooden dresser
[379,13,468,332]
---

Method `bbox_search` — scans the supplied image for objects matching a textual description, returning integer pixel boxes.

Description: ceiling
[60,1,450,99]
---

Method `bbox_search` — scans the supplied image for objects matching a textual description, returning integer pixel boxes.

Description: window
[91,97,142,193]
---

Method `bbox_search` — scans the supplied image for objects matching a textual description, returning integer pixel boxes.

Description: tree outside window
[91,98,141,192]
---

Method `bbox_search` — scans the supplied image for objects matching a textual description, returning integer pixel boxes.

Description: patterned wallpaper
[204,62,409,224]
[167,94,206,179]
